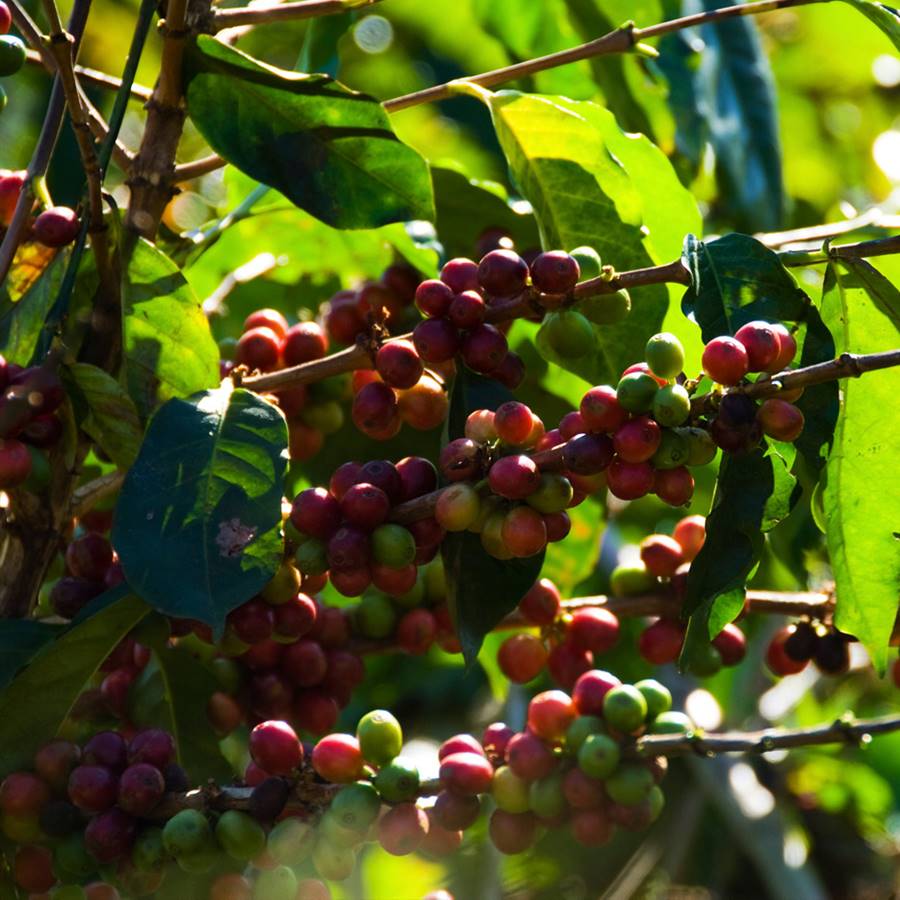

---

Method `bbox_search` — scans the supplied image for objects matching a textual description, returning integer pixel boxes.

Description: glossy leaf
[820,260,900,672]
[658,0,784,231]
[0,589,146,775]
[839,0,900,49]
[123,238,220,420]
[183,36,434,230]
[113,385,288,635]
[131,641,232,783]
[0,620,64,691]
[65,363,143,469]
[486,90,700,384]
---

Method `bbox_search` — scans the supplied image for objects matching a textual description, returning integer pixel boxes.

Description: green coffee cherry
[687,642,723,677]
[301,401,344,435]
[218,336,238,360]
[320,810,366,848]
[0,36,27,77]
[677,426,718,466]
[540,310,596,358]
[492,766,531,814]
[312,838,356,881]
[295,537,328,575]
[424,557,446,602]
[645,332,685,379]
[393,573,426,608]
[616,372,659,413]
[569,246,602,280]
[651,429,691,470]
[354,592,397,639]
[604,763,655,805]
[373,758,419,802]
[54,833,94,880]
[648,711,694,735]
[330,782,382,831]
[602,685,649,734]
[267,817,314,865]
[215,810,266,861]
[357,709,403,766]
[528,771,566,818]
[51,887,87,900]
[526,472,574,514]
[162,809,212,857]
[253,865,298,900]
[646,784,665,821]
[132,826,166,871]
[634,679,672,720]
[565,714,604,754]
[652,384,691,427]
[610,563,657,596]
[578,733,620,779]
[371,524,417,568]
[579,289,631,325]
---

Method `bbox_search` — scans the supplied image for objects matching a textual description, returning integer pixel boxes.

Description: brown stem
[211,0,381,30]
[757,209,900,249]
[24,47,154,101]
[69,471,125,519]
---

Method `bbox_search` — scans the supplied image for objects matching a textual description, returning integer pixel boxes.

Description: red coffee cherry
[673,515,706,562]
[494,401,535,446]
[606,459,654,501]
[439,437,481,482]
[563,433,614,475]
[488,454,540,500]
[438,734,485,760]
[482,723,515,761]
[558,411,587,440]
[638,618,685,665]
[325,291,366,344]
[33,205,79,247]
[493,351,526,390]
[527,690,577,742]
[613,416,662,463]
[501,506,547,558]
[249,721,303,775]
[0,172,25,226]
[327,526,371,571]
[396,455,437,501]
[547,640,593,691]
[530,251,580,294]
[84,731,128,772]
[489,809,538,854]
[413,318,461,363]
[244,308,288,339]
[283,322,328,366]
[378,802,429,856]
[228,599,275,644]
[562,767,606,810]
[712,623,747,666]
[519,578,561,625]
[505,731,555,780]
[236,326,282,372]
[440,257,480,293]
[329,461,362,501]
[448,290,486,330]
[68,765,118,813]
[13,844,56,892]
[340,482,390,530]
[571,808,613,847]
[461,324,508,374]
[376,340,424,390]
[734,320,781,372]
[65,532,113,581]
[117,763,165,816]
[352,381,399,434]
[767,324,797,372]
[498,633,548,683]
[544,510,571,542]
[566,608,620,655]
[572,668,621,716]
[396,608,437,655]
[273,592,317,639]
[757,398,804,442]
[766,626,809,676]
[439,752,494,794]
[640,534,685,578]
[290,487,340,540]
[0,438,32,488]
[84,807,137,862]
[127,728,175,769]
[311,733,363,782]
[293,690,340,735]
[280,639,328,688]
[702,336,749,386]
[34,740,81,792]
[654,466,695,506]
[477,249,529,296]
[0,771,50,817]
[580,385,627,433]
[433,790,481,830]
[415,278,455,317]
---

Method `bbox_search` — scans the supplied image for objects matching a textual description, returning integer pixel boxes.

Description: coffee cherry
[372,339,422,390]
[578,733,620,779]
[540,310,595,358]
[783,621,818,662]
[606,459,654,500]
[613,417,661,464]
[67,765,118,813]
[602,684,648,734]
[415,279,454,317]
[447,290,486,330]
[439,734,484,760]
[680,425,718,465]
[494,401,534,445]
[527,689,577,741]
[501,506,547,557]
[767,324,798,372]
[814,631,851,675]
[0,35,25,76]
[482,722,515,762]
[435,482,480,531]
[571,808,614,847]
[528,769,566,819]
[580,288,631,325]
[374,757,420,802]
[712,623,747,666]
[34,206,80,247]
[396,607,436,653]
[640,534,685,577]
[396,455,437,501]
[610,563,656,596]
[356,709,403,766]
[84,731,128,771]
[13,843,56,892]
[0,771,49,819]
[605,763,654,805]
[489,809,538,854]
[477,249,529,296]
[702,336,749,385]
[0,5,11,35]
[338,483,388,531]
[652,383,691,427]
[580,385,627,433]
[311,734,363,783]
[84,808,137,863]
[547,640,593,690]
[249,721,302,775]
[654,466,695,506]
[117,763,165,816]
[491,765,531,814]
[757,398,804,442]
[412,318,460,364]
[439,437,481,482]
[527,473,574,514]
[518,578,561,625]
[440,258,480,293]
[648,711,693,735]
[378,802,429,856]
[352,382,399,435]
[634,678,672,720]
[488,454,540,499]
[563,433,614,475]
[498,633,547,683]
[440,752,494,794]
[558,411,587,440]
[766,626,809,676]
[279,322,325,366]
[358,459,402,503]
[228,599,275,644]
[686,641,723,677]
[433,790,481,830]
[461,323,508,374]
[673,515,705,561]
[572,669,621,716]
[734,320,781,372]
[645,332,685,379]
[567,608,619,654]
[505,731,556,780]
[494,350,527,390]
[616,372,659,413]
[531,251,580,293]
[34,740,81,793]
[324,291,365,344]
[291,487,341,540]
[235,326,281,372]
[0,437,31,487]
[327,525,371,571]
[465,408,497,442]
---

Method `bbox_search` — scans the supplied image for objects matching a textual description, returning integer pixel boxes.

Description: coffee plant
[0,0,898,896]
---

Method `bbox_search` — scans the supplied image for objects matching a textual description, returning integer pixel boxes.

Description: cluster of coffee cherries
[289,457,439,599]
[48,532,124,621]
[0,728,191,896]
[537,246,633,359]
[700,321,804,452]
[765,620,856,678]
[0,170,81,247]
[0,5,25,114]
[0,357,66,491]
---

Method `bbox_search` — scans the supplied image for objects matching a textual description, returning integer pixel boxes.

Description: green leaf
[839,0,900,49]
[0,589,147,776]
[113,385,288,635]
[431,165,540,261]
[485,90,700,384]
[658,0,784,231]
[541,497,604,595]
[131,642,232,783]
[64,363,143,469]
[680,442,796,666]
[183,36,434,230]
[0,620,64,691]
[820,260,900,672]
[123,238,220,420]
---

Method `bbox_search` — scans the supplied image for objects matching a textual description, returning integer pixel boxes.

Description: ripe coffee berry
[501,506,547,557]
[572,668,621,716]
[505,731,556,780]
[766,626,809,676]
[530,251,579,293]
[236,326,281,371]
[412,318,461,363]
[488,454,540,500]
[734,320,781,371]
[0,438,32,488]
[489,809,538,854]
[563,433,614,475]
[440,257,480,293]
[33,206,80,247]
[498,633,548,683]
[757,398,804,442]
[613,416,661,463]
[702,336,749,385]
[527,689,577,741]
[461,323,508,374]
[547,640,593,690]
[249,721,303,775]
[378,802,429,856]
[673,515,706,561]
[494,401,534,445]
[477,249,529,295]
[291,487,341,539]
[282,321,327,365]
[640,534,685,577]
[712,623,747,666]
[68,765,118,812]
[606,459,654,500]
[519,578,561,625]
[439,752,494,794]
[638,618,685,665]
[340,482,390,530]
[439,437,480,482]
[375,340,423,390]
[84,731,128,772]
[312,734,364,782]
[117,763,165,816]
[768,323,798,372]
[448,290,486,330]
[433,789,481,830]
[567,608,619,654]
[494,350,526,390]
[352,381,399,434]
[580,385,627,433]
[415,279,454,317]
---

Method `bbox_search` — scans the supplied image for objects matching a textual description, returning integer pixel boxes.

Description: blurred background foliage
[4,0,900,897]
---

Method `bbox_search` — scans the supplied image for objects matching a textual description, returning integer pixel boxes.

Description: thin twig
[173,153,229,182]
[69,471,125,519]
[24,48,154,101]
[757,209,900,249]
[211,0,381,30]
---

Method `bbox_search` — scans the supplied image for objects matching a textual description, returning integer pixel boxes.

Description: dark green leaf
[680,442,796,666]
[183,36,434,230]
[820,260,900,672]
[64,363,143,468]
[793,308,838,473]
[681,233,810,340]
[839,0,900,49]
[0,589,146,776]
[131,642,232,783]
[486,91,700,384]
[443,530,545,665]
[431,166,540,261]
[0,620,64,691]
[658,0,784,231]
[123,238,220,420]
[113,385,288,635]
